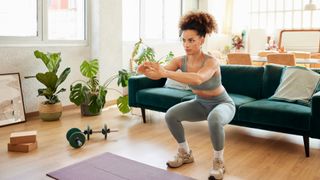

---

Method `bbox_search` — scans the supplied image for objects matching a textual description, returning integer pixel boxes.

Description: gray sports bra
[180,55,221,90]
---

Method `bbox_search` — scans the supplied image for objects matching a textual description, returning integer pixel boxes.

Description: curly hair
[179,11,218,37]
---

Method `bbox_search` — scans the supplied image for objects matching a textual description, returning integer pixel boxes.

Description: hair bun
[179,11,218,37]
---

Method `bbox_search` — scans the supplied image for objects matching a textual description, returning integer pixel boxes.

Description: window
[0,0,87,44]
[122,0,139,41]
[142,0,163,39]
[48,0,85,40]
[249,0,320,31]
[122,0,199,42]
[0,0,37,37]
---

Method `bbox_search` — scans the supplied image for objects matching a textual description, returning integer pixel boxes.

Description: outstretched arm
[137,57,181,80]
[145,57,218,85]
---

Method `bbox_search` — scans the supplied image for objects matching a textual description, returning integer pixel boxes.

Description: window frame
[249,0,320,30]
[139,0,182,42]
[0,0,88,47]
[123,0,199,42]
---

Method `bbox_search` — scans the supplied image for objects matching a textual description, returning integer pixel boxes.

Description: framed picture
[0,73,26,127]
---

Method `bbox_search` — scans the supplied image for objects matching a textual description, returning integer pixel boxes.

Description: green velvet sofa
[128,64,320,157]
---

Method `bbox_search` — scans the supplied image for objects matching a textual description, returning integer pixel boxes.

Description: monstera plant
[69,59,130,116]
[33,50,71,121]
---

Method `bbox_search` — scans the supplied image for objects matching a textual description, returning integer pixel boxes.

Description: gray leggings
[165,91,235,151]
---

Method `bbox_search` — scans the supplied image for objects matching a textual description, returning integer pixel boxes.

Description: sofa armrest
[310,91,320,138]
[128,75,166,107]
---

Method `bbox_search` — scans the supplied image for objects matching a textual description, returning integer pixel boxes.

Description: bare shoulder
[170,56,184,66]
[204,54,220,67]
[165,56,184,71]
[172,56,184,63]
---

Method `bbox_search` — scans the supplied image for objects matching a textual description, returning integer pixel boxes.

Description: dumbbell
[66,128,86,149]
[83,124,118,140]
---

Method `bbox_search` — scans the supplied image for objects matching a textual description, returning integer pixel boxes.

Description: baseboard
[25,99,118,118]
[105,99,117,107]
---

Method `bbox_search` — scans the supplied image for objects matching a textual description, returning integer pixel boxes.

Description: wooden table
[251,55,320,67]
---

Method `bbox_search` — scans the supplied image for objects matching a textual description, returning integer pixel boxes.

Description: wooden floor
[1,106,320,180]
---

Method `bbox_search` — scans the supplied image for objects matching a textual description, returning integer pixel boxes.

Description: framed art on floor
[0,73,26,127]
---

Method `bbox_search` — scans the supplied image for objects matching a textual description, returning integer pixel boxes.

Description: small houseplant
[34,50,71,121]
[231,30,246,51]
[130,38,174,71]
[69,59,131,116]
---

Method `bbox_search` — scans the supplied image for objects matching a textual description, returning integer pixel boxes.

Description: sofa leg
[303,135,310,157]
[141,108,146,123]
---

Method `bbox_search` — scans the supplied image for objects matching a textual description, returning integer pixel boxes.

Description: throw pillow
[269,66,320,106]
[164,70,190,90]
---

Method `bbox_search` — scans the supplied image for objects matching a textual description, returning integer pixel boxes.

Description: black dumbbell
[66,128,86,148]
[83,124,118,140]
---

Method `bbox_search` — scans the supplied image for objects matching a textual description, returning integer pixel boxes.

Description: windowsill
[123,39,180,45]
[0,41,89,47]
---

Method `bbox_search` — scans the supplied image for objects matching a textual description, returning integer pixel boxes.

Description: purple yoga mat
[47,152,195,180]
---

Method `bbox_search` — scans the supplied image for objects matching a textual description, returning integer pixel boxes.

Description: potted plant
[231,30,246,51]
[130,38,174,71]
[69,59,131,116]
[69,39,173,116]
[33,50,71,121]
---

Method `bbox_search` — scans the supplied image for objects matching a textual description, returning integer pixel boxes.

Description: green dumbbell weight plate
[66,128,82,141]
[86,125,91,140]
[69,132,86,148]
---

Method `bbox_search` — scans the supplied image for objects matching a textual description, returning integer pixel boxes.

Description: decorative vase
[80,104,101,116]
[39,102,62,121]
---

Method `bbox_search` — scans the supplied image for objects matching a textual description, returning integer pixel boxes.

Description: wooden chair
[227,53,252,65]
[258,50,277,57]
[290,51,311,59]
[310,53,320,68]
[311,53,320,59]
[266,53,296,66]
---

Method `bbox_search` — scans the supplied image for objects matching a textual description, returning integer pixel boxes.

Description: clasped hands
[137,62,167,80]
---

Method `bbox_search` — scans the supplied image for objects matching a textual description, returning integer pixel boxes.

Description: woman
[138,11,235,180]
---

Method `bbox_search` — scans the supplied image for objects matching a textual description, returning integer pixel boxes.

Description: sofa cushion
[262,64,284,98]
[238,99,311,131]
[136,88,194,110]
[164,78,190,90]
[229,93,256,121]
[269,66,320,106]
[262,65,320,99]
[164,70,190,90]
[229,93,256,109]
[221,65,264,99]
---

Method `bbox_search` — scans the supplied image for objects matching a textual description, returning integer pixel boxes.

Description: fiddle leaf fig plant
[34,50,71,104]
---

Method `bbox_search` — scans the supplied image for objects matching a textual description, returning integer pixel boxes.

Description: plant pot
[80,104,101,116]
[39,102,62,121]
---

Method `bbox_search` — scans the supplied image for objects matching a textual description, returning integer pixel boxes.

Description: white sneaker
[208,158,225,180]
[166,148,194,168]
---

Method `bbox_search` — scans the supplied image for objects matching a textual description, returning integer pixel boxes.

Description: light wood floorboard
[1,106,320,180]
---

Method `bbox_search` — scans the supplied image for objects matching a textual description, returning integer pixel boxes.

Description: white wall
[91,0,123,101]
[0,45,90,113]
